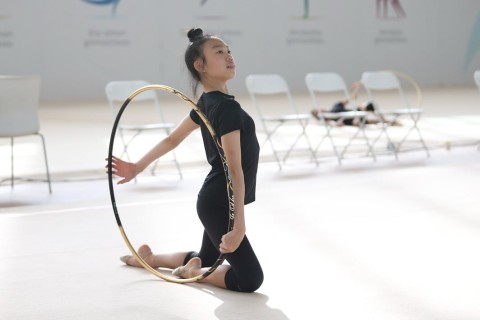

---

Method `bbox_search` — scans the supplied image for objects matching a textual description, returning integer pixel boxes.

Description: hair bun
[187,28,204,43]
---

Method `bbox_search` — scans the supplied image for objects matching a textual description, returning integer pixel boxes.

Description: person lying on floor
[311,99,376,126]
[310,81,401,127]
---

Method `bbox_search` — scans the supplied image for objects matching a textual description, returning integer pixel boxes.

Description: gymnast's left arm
[219,129,246,254]
[108,115,198,184]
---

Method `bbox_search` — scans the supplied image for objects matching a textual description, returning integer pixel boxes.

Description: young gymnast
[108,28,263,292]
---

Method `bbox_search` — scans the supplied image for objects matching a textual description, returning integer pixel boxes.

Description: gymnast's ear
[194,59,204,73]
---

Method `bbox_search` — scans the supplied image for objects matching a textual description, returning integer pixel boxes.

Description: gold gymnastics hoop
[107,85,234,284]
[384,69,423,107]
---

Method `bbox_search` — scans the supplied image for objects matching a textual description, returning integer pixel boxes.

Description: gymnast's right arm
[108,115,199,184]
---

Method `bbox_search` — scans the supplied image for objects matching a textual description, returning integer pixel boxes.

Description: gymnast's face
[197,38,236,82]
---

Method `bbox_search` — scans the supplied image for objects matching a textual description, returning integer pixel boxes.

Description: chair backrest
[245,74,299,117]
[361,71,409,111]
[474,70,480,89]
[105,80,166,123]
[245,74,290,95]
[305,72,350,95]
[0,75,41,137]
[305,72,351,109]
[105,80,154,102]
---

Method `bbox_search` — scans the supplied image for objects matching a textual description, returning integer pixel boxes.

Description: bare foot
[172,257,202,278]
[119,244,154,267]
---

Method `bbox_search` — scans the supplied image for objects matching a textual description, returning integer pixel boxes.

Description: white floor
[1,87,480,319]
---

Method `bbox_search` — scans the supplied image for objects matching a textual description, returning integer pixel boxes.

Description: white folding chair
[305,72,375,164]
[474,70,480,88]
[361,71,430,158]
[0,75,52,193]
[245,74,316,169]
[105,80,182,179]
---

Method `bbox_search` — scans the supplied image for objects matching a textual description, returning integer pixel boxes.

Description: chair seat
[262,113,311,122]
[383,108,423,115]
[321,110,369,120]
[0,130,39,138]
[119,122,175,130]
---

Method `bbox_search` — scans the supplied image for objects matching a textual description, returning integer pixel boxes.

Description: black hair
[365,102,376,112]
[184,28,214,96]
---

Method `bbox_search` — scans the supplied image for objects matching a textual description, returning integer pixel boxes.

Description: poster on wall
[1,0,479,100]
[0,1,43,75]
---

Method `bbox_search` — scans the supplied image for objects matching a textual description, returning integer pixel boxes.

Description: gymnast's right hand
[106,156,137,184]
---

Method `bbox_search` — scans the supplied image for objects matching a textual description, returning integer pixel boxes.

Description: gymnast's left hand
[219,229,245,254]
[105,156,137,184]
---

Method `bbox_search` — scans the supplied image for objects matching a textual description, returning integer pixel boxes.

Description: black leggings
[184,195,263,292]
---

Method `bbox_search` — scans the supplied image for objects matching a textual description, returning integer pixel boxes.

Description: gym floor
[1,87,480,319]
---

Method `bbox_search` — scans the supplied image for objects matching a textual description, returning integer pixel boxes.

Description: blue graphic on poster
[82,0,120,15]
[303,0,309,19]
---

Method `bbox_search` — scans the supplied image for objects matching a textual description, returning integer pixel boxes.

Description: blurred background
[1,0,479,101]
[1,0,479,194]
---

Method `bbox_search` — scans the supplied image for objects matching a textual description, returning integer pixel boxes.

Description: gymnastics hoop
[107,84,235,284]
[384,69,423,107]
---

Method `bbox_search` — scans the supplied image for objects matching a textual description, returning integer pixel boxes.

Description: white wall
[1,0,479,101]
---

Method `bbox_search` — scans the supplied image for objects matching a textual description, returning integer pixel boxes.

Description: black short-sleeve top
[190,91,260,204]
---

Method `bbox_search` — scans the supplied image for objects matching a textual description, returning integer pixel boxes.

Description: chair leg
[395,114,430,158]
[358,119,376,162]
[264,122,284,170]
[316,122,342,165]
[340,119,377,162]
[283,131,305,162]
[146,128,182,180]
[173,154,183,180]
[281,121,317,166]
[412,115,430,157]
[261,122,283,170]
[301,122,318,166]
[371,120,398,160]
[266,134,283,170]
[340,125,363,160]
[38,133,52,194]
[149,152,183,180]
[119,129,134,161]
